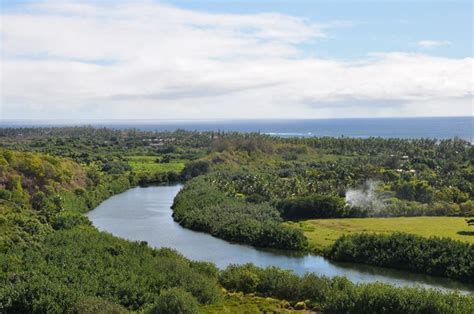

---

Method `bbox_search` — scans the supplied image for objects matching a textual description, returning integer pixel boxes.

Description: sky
[0,0,473,120]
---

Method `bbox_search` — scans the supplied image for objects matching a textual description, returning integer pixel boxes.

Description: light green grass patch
[127,156,185,173]
[286,216,474,252]
[200,292,300,313]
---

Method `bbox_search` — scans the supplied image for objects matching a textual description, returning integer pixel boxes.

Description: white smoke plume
[345,180,386,213]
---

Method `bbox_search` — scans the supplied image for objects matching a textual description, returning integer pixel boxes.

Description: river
[86,184,474,294]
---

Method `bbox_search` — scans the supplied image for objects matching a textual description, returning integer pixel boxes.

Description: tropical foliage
[219,264,474,313]
[172,176,307,250]
[326,233,474,283]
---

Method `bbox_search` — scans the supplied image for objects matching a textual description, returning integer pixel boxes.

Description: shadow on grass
[457,231,474,236]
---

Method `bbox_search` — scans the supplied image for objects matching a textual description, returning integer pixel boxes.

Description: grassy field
[286,217,474,252]
[200,292,301,313]
[127,156,185,173]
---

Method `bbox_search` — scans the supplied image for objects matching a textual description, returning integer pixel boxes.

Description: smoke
[345,180,386,213]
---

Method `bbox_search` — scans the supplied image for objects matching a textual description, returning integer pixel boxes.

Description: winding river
[87,184,474,294]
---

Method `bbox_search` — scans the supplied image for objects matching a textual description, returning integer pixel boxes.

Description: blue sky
[0,0,472,119]
[3,0,472,59]
[167,0,473,59]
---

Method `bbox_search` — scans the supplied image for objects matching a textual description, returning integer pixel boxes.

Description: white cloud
[0,1,472,119]
[417,40,451,49]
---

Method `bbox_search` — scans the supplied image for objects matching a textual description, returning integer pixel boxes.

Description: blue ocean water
[1,116,472,141]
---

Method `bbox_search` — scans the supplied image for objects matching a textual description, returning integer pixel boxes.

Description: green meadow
[287,216,474,252]
[127,155,185,173]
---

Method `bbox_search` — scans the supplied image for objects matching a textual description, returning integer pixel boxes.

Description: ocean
[1,116,472,142]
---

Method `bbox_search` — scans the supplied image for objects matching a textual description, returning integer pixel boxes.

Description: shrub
[0,189,12,201]
[326,232,474,283]
[73,297,127,314]
[52,211,91,230]
[180,160,210,180]
[149,288,199,314]
[275,195,347,219]
[219,264,261,294]
[219,264,474,313]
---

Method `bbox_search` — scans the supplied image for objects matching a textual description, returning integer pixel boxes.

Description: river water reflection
[86,185,474,294]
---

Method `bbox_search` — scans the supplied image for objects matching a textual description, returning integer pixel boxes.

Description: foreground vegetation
[288,216,474,252]
[220,264,474,313]
[200,292,300,313]
[0,147,221,313]
[1,127,473,312]
[4,222,472,313]
[1,227,221,312]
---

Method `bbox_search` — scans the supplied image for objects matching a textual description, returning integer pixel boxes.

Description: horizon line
[1,115,472,123]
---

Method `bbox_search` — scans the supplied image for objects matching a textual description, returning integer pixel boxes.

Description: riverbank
[87,185,474,294]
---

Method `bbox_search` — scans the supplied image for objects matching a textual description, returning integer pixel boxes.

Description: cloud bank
[1,1,472,119]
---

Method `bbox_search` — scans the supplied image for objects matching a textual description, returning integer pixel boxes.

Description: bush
[219,264,261,293]
[0,189,12,201]
[101,160,132,174]
[326,232,474,283]
[149,288,199,314]
[52,211,91,230]
[219,264,474,313]
[181,160,209,180]
[275,195,347,219]
[73,297,127,314]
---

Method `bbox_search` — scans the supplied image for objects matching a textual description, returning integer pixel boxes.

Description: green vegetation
[168,133,474,282]
[3,128,473,219]
[204,135,473,212]
[1,127,474,312]
[1,228,221,312]
[0,146,223,313]
[127,156,185,185]
[200,292,298,313]
[172,176,307,250]
[127,155,185,174]
[149,287,200,314]
[288,216,474,252]
[0,127,209,186]
[468,218,474,227]
[275,195,348,219]
[219,264,474,313]
[327,233,474,283]
[0,127,211,162]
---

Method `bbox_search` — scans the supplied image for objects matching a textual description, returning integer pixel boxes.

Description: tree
[181,160,209,179]
[149,288,199,314]
[467,218,474,227]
